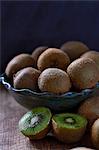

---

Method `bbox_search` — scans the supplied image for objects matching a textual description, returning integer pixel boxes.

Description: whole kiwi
[60,41,89,61]
[37,48,70,71]
[81,51,99,71]
[67,58,99,90]
[14,67,40,90]
[5,54,34,78]
[91,119,99,150]
[78,96,99,127]
[31,46,48,67]
[38,68,71,94]
[81,50,99,81]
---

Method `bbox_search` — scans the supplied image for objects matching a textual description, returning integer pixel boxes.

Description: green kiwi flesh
[19,107,52,139]
[53,113,87,129]
[52,113,87,143]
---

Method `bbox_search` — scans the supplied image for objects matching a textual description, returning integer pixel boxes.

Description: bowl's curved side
[8,87,93,111]
[0,74,99,111]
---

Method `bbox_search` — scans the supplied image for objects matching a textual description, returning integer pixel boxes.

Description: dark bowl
[0,73,99,112]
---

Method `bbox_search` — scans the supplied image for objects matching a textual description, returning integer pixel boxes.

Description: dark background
[1,1,99,73]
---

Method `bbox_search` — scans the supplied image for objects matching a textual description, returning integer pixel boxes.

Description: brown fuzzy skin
[67,58,99,90]
[60,41,89,61]
[37,48,70,71]
[78,96,99,127]
[52,118,87,144]
[31,46,48,67]
[91,119,99,150]
[38,68,71,94]
[14,67,40,90]
[70,147,93,150]
[5,54,34,78]
[81,51,99,71]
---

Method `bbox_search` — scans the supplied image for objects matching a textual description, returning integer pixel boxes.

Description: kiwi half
[52,113,87,143]
[19,107,52,140]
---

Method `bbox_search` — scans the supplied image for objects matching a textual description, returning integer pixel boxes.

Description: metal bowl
[0,73,99,112]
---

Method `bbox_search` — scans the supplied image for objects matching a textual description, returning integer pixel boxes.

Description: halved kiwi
[19,107,52,140]
[52,113,87,143]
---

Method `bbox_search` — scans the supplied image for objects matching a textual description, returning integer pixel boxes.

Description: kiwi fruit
[19,107,52,140]
[81,51,99,71]
[67,58,99,90]
[31,46,48,67]
[52,113,87,143]
[38,68,71,94]
[91,119,99,150]
[78,96,99,127]
[5,54,34,78]
[14,67,40,90]
[60,41,89,61]
[37,48,70,71]
[70,147,94,150]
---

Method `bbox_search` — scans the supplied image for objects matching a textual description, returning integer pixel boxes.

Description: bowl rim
[0,73,99,98]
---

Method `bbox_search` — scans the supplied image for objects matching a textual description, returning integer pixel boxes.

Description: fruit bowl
[0,73,99,112]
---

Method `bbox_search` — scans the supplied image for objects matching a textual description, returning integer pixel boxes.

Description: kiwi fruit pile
[5,41,99,93]
[5,41,99,148]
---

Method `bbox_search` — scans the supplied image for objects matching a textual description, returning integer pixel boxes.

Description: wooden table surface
[0,85,95,150]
